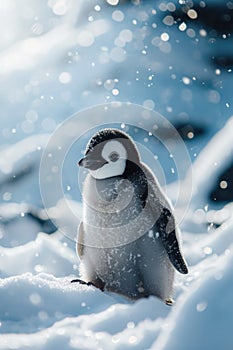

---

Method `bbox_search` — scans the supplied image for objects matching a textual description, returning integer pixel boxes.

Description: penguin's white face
[90,140,127,179]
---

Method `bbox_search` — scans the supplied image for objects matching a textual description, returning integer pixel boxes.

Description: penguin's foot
[165,298,175,306]
[71,278,105,292]
[71,278,95,287]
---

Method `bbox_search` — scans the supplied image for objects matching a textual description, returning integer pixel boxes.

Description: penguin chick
[76,128,188,304]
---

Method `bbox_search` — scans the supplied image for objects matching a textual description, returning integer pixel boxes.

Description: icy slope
[1,222,233,350]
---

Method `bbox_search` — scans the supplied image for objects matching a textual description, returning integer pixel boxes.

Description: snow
[1,1,233,349]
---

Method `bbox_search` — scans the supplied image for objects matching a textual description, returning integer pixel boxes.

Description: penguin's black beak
[78,157,88,167]
[78,155,108,170]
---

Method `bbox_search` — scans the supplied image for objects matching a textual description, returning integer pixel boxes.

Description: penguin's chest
[82,175,155,248]
[83,176,144,227]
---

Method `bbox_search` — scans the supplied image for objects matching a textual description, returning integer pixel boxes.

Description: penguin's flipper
[141,163,188,274]
[156,207,188,274]
[77,221,85,258]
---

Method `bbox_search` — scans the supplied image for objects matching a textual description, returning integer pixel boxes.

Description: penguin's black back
[86,129,128,154]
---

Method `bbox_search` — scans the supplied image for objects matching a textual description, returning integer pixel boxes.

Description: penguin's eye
[109,151,119,162]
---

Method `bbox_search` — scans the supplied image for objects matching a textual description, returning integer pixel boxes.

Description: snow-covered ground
[1,1,233,349]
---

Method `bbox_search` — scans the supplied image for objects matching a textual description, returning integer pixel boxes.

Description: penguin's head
[79,128,140,179]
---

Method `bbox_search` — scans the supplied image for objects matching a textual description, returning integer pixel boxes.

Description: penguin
[73,128,188,305]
